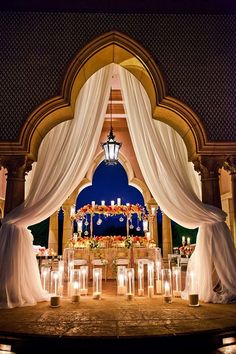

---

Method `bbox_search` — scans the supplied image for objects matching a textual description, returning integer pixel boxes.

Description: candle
[182,236,186,243]
[43,270,47,290]
[127,270,133,300]
[148,286,154,298]
[187,237,191,245]
[147,262,154,298]
[156,279,162,294]
[77,220,83,232]
[72,281,80,303]
[91,201,95,207]
[70,206,75,217]
[101,200,105,206]
[164,281,170,296]
[117,198,121,206]
[143,219,149,232]
[126,203,130,206]
[173,267,181,297]
[80,266,88,295]
[118,273,126,295]
[111,200,115,207]
[53,272,59,294]
[93,269,101,299]
[50,296,60,307]
[151,207,156,215]
[146,231,151,241]
[138,267,144,296]
[189,294,199,306]
[163,281,172,303]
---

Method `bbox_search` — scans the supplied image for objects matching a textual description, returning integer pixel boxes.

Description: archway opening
[75,161,145,236]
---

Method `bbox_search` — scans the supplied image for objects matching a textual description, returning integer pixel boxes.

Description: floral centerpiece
[179,244,193,257]
[124,236,132,249]
[67,235,150,249]
[73,203,145,219]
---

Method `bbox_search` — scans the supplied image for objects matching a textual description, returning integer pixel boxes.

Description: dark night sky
[76,161,145,236]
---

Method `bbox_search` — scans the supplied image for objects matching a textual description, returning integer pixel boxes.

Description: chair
[74,248,89,269]
[114,248,130,267]
[90,249,108,281]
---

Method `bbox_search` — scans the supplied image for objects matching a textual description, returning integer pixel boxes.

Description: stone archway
[2,30,235,225]
[14,31,207,163]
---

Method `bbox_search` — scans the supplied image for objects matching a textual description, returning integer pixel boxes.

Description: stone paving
[0,281,236,353]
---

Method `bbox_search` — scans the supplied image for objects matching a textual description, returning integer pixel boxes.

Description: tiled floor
[0,281,236,354]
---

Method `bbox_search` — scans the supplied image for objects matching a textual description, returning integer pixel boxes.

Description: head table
[63,236,161,279]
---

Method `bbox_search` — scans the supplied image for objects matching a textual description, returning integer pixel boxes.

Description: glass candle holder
[161,268,172,303]
[117,266,126,295]
[146,231,151,241]
[126,268,135,300]
[70,269,80,303]
[187,270,199,306]
[58,260,64,296]
[63,248,74,283]
[137,261,144,296]
[143,219,149,232]
[50,270,60,295]
[168,254,181,269]
[80,266,88,295]
[93,268,102,299]
[50,270,60,307]
[155,260,162,294]
[147,261,154,298]
[40,266,50,292]
[172,266,182,297]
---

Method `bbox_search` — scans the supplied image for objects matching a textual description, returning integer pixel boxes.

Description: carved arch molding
[0,31,235,175]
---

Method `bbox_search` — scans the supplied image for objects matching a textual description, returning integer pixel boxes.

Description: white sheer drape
[119,65,236,303]
[0,65,113,308]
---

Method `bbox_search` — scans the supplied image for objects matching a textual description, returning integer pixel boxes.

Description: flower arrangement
[124,235,133,249]
[67,235,149,249]
[74,203,145,220]
[89,238,99,249]
[179,244,193,257]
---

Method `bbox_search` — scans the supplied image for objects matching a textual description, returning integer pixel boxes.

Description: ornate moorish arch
[2,31,235,217]
[5,31,209,162]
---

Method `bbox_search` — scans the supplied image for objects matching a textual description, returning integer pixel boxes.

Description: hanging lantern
[101,88,122,165]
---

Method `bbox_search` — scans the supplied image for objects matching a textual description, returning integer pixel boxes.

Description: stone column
[223,157,236,245]
[162,212,173,259]
[0,156,32,215]
[193,156,223,209]
[62,204,74,251]
[48,210,59,253]
[146,199,158,245]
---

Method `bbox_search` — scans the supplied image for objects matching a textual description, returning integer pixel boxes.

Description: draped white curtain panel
[1,63,236,308]
[118,64,236,303]
[0,65,113,308]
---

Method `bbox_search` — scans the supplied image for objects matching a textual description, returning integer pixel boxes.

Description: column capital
[0,155,33,179]
[223,156,236,175]
[193,156,224,180]
[146,197,158,215]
